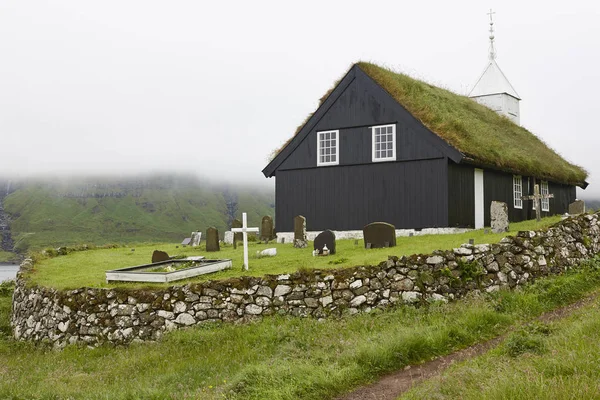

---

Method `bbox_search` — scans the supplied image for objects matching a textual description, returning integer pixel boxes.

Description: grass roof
[357,62,587,185]
[271,62,587,186]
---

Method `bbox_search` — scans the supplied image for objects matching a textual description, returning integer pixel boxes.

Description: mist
[1,0,599,197]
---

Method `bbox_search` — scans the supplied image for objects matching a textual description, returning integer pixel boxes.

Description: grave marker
[314,230,336,255]
[205,227,220,252]
[232,212,260,270]
[231,219,243,243]
[522,184,554,222]
[363,222,396,249]
[490,201,509,233]
[294,215,308,248]
[569,200,585,215]
[190,231,202,247]
[152,250,170,263]
[260,215,274,242]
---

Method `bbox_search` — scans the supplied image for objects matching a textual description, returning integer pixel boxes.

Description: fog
[1,0,599,196]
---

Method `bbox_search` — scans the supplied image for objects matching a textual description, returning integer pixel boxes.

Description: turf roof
[270,62,587,186]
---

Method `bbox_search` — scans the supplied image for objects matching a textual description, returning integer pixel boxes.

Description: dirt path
[337,293,599,400]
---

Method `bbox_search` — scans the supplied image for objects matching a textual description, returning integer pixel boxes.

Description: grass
[0,251,19,263]
[28,216,563,290]
[3,256,600,399]
[401,286,600,399]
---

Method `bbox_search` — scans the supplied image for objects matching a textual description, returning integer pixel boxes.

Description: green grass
[3,175,274,253]
[28,216,562,290]
[0,251,19,263]
[402,286,600,399]
[2,257,600,399]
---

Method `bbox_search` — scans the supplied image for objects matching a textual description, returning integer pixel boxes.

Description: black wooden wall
[448,162,475,228]
[275,159,448,232]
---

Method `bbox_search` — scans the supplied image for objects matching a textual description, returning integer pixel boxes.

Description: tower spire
[487,9,496,60]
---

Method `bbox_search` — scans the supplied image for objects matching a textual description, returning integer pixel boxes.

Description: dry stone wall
[11,213,600,347]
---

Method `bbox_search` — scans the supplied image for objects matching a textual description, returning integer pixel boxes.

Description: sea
[0,262,19,283]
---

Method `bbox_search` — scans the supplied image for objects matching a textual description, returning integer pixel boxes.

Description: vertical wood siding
[275,159,448,232]
[447,162,475,228]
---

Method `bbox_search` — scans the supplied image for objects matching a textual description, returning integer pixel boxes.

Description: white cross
[231,212,259,270]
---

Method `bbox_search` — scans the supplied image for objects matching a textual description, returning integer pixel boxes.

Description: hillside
[2,174,274,253]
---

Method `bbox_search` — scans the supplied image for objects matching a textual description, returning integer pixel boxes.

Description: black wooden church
[262,62,587,232]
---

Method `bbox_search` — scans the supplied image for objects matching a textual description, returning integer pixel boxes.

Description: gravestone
[314,230,336,255]
[363,222,396,248]
[231,219,243,243]
[260,215,274,242]
[294,215,308,248]
[151,250,170,263]
[205,227,220,252]
[181,238,191,246]
[190,231,202,247]
[490,201,509,233]
[569,200,585,215]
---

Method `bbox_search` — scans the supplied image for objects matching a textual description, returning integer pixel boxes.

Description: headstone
[294,215,308,248]
[231,212,260,270]
[490,201,509,233]
[205,227,220,252]
[468,238,474,245]
[363,222,396,249]
[257,248,277,257]
[260,216,274,242]
[314,230,336,255]
[521,184,554,222]
[190,231,202,247]
[569,200,585,215]
[181,238,191,246]
[152,250,170,263]
[232,219,243,243]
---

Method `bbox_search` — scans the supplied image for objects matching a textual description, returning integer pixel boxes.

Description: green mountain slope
[3,175,274,252]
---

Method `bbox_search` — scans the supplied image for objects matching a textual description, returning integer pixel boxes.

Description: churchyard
[28,215,562,290]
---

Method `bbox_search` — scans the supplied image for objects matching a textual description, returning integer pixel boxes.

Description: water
[0,262,19,282]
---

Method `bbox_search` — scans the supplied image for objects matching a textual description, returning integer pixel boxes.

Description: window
[541,180,549,211]
[317,130,338,166]
[513,175,522,209]
[372,124,396,162]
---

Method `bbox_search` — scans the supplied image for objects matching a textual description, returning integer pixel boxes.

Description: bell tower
[469,10,521,125]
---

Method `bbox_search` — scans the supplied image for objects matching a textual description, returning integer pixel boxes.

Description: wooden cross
[521,184,554,222]
[231,212,259,270]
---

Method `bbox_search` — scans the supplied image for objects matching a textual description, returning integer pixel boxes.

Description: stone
[350,295,367,307]
[181,238,191,246]
[349,280,362,289]
[274,285,292,297]
[321,295,333,307]
[257,248,277,257]
[260,216,275,241]
[569,200,585,215]
[363,222,396,248]
[401,291,421,303]
[151,250,170,263]
[314,230,336,255]
[205,227,220,252]
[491,201,509,233]
[231,219,243,243]
[190,231,202,247]
[175,313,196,326]
[245,304,263,315]
[294,215,308,248]
[426,255,444,265]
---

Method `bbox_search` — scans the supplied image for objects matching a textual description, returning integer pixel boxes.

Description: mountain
[0,174,274,253]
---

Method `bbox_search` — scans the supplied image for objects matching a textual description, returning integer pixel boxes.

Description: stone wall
[11,213,600,347]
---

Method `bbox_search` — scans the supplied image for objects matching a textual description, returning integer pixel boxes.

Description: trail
[337,293,599,400]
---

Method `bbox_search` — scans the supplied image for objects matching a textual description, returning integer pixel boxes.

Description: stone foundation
[11,213,600,347]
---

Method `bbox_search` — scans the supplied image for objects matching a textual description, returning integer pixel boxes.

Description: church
[263,18,588,232]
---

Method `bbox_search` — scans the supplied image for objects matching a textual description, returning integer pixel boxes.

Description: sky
[1,0,599,197]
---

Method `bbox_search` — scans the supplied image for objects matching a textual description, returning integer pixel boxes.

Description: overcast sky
[1,0,599,196]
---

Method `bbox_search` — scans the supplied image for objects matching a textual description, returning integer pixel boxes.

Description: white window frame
[317,130,339,166]
[541,180,550,212]
[513,175,523,209]
[372,124,396,162]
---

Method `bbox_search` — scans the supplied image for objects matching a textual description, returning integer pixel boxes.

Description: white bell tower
[469,10,521,125]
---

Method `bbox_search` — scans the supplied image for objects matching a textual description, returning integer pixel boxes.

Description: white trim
[371,124,396,162]
[317,130,339,166]
[513,175,523,209]
[541,180,550,212]
[474,169,484,229]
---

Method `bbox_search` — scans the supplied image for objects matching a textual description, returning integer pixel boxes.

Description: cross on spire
[487,8,497,60]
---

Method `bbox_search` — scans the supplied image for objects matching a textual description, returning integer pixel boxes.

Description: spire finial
[487,8,496,60]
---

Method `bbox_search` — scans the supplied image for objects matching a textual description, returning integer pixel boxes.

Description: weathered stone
[350,295,367,307]
[256,286,273,298]
[363,222,396,248]
[157,310,174,320]
[349,280,362,290]
[321,295,333,307]
[174,313,196,326]
[391,279,414,291]
[255,297,271,307]
[569,200,585,215]
[401,291,421,303]
[294,215,308,248]
[260,216,275,241]
[304,298,319,308]
[274,285,292,297]
[173,301,187,313]
[490,201,509,233]
[231,219,243,243]
[205,227,220,252]
[426,256,444,265]
[245,304,263,315]
[151,250,170,263]
[314,230,336,255]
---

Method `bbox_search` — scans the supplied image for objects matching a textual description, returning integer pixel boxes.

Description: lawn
[0,251,19,263]
[28,216,563,290]
[2,256,600,399]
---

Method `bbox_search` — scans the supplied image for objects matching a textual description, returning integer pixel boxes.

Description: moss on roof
[357,62,587,185]
[271,62,587,186]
